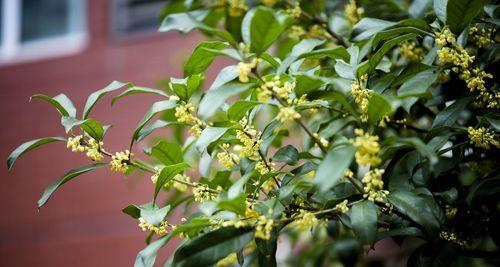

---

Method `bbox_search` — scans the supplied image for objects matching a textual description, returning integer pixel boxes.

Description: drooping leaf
[184,41,228,76]
[149,140,184,165]
[434,0,490,34]
[431,95,473,128]
[209,65,239,90]
[227,100,261,121]
[154,163,190,201]
[172,226,254,267]
[169,74,204,102]
[397,70,437,97]
[198,83,254,119]
[314,145,357,192]
[111,87,168,105]
[196,127,229,152]
[350,201,378,245]
[367,93,392,125]
[37,163,107,207]
[30,93,77,117]
[80,118,105,141]
[134,234,174,267]
[7,137,66,170]
[132,100,177,142]
[83,81,130,119]
[273,145,299,165]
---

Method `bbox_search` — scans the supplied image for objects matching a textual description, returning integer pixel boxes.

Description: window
[111,0,166,37]
[0,0,88,65]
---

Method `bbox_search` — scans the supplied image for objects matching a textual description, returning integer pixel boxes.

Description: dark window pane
[21,0,69,42]
[112,0,165,35]
[0,3,3,45]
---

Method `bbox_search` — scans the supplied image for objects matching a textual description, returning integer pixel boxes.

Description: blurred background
[0,0,228,266]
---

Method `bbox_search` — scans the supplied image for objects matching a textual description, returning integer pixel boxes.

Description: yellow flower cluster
[228,0,247,17]
[261,0,277,6]
[467,126,499,149]
[293,209,318,231]
[193,183,218,202]
[255,215,274,240]
[216,144,239,169]
[308,25,332,39]
[175,103,204,138]
[286,5,302,19]
[439,231,472,249]
[362,168,389,202]
[399,41,424,61]
[345,0,364,24]
[445,205,457,219]
[237,58,259,83]
[287,25,307,40]
[235,117,262,160]
[277,106,301,122]
[216,253,238,267]
[110,150,132,173]
[468,26,493,48]
[435,28,498,108]
[313,133,330,149]
[85,138,104,161]
[67,135,85,152]
[351,129,381,166]
[255,161,275,176]
[138,217,168,236]
[335,200,349,214]
[349,75,371,122]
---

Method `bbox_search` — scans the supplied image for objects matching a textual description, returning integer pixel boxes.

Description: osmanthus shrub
[6,0,500,266]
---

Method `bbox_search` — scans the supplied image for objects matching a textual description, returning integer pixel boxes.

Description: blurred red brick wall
[0,1,225,266]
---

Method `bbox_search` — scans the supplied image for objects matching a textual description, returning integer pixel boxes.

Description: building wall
[0,1,221,266]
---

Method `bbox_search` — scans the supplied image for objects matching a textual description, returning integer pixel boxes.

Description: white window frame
[0,0,88,65]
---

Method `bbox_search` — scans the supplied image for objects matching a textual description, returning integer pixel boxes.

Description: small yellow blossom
[85,138,104,161]
[435,28,455,47]
[235,117,262,160]
[228,0,247,17]
[288,25,307,40]
[275,80,295,100]
[468,26,493,48]
[217,144,239,169]
[175,103,204,138]
[138,217,168,236]
[335,200,349,214]
[292,209,318,231]
[313,133,329,149]
[255,160,275,176]
[110,150,132,173]
[345,0,364,24]
[237,58,259,83]
[193,183,218,202]
[169,95,180,101]
[399,41,424,61]
[286,5,302,19]
[439,231,472,249]
[277,106,301,122]
[261,0,276,6]
[445,205,457,219]
[362,168,389,202]
[351,129,381,166]
[349,75,371,122]
[217,253,238,267]
[255,215,274,240]
[468,126,499,149]
[67,135,85,152]
[308,25,332,39]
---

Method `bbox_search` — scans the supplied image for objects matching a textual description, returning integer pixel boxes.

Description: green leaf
[388,190,443,235]
[273,145,298,165]
[132,100,177,142]
[366,33,418,74]
[409,0,433,18]
[314,145,357,192]
[431,96,473,128]
[30,93,76,117]
[172,226,254,267]
[184,41,228,76]
[170,74,204,102]
[134,234,174,267]
[242,7,290,55]
[198,83,254,119]
[196,127,229,152]
[122,204,141,219]
[138,203,171,226]
[227,100,261,121]
[397,70,437,97]
[278,39,325,74]
[297,47,350,62]
[217,194,247,215]
[376,227,424,240]
[136,120,173,142]
[83,81,130,119]
[154,163,190,201]
[159,9,209,33]
[367,93,392,125]
[434,0,490,34]
[209,65,239,90]
[7,137,66,170]
[111,86,168,105]
[37,163,106,207]
[350,201,378,245]
[294,75,325,96]
[80,119,105,141]
[149,140,184,165]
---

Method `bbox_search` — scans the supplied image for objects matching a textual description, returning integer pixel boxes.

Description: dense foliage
[7,0,500,266]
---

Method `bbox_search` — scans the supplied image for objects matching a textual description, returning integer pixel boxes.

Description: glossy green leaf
[217,194,247,215]
[132,100,177,142]
[154,163,190,201]
[111,87,168,105]
[83,81,130,119]
[159,9,209,33]
[209,65,239,90]
[196,127,229,152]
[273,145,298,165]
[397,70,437,97]
[37,163,106,207]
[7,137,66,170]
[149,140,184,165]
[367,93,392,125]
[30,93,76,117]
[135,234,174,267]
[431,95,473,128]
[172,226,254,267]
[227,100,261,121]
[184,41,228,76]
[169,74,204,102]
[198,83,254,119]
[434,0,490,34]
[314,145,357,192]
[80,118,105,141]
[350,201,378,245]
[136,120,173,142]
